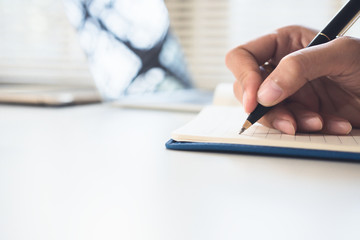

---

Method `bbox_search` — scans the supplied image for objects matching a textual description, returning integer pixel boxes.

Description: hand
[226,25,360,135]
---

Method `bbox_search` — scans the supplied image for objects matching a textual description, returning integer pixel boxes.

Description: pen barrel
[307,33,332,47]
[308,0,360,47]
[247,104,273,124]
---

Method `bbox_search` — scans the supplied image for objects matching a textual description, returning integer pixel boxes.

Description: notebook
[166,105,360,161]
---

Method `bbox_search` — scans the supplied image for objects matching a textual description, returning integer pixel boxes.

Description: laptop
[65,0,213,111]
[0,0,213,110]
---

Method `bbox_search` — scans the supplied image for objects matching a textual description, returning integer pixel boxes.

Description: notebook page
[171,106,360,153]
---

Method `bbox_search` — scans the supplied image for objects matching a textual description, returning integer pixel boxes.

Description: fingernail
[257,80,283,106]
[301,115,323,131]
[327,120,352,134]
[273,119,295,135]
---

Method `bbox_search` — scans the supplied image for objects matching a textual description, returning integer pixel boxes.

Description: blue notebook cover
[166,139,360,161]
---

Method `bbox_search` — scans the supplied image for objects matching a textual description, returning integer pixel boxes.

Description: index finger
[225,33,277,113]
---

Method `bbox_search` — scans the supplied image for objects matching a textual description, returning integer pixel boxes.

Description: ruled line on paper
[242,125,359,146]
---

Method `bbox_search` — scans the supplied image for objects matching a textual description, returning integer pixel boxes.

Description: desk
[1,104,360,240]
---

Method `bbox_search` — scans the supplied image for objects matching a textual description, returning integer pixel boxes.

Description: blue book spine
[166,139,360,162]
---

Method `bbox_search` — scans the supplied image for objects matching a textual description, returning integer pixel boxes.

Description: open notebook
[166,105,360,161]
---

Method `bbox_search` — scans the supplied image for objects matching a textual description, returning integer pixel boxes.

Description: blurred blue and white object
[63,0,193,101]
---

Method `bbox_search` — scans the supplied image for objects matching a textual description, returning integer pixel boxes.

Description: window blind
[0,0,93,86]
[165,0,233,90]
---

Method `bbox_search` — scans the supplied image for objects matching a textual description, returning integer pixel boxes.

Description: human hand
[226,25,360,135]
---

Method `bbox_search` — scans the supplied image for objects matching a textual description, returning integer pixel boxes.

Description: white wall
[0,0,93,85]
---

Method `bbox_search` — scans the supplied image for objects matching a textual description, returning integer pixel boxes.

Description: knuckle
[335,35,357,44]
[225,46,249,69]
[225,47,240,68]
[274,25,306,37]
[332,36,360,67]
[275,25,302,33]
[280,53,307,77]
[334,36,360,52]
[276,52,310,91]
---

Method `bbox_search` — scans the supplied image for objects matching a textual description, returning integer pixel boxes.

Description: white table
[1,104,360,240]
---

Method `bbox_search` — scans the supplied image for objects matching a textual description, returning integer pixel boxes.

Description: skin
[226,25,360,135]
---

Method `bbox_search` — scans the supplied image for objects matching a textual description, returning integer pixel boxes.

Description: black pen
[239,0,360,135]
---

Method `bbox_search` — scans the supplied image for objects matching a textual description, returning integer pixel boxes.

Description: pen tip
[239,128,245,135]
[239,120,252,135]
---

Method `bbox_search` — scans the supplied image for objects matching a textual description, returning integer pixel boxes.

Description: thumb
[256,37,359,106]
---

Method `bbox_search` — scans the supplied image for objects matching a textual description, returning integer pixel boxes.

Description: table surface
[1,104,360,240]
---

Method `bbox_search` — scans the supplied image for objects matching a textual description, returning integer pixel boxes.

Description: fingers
[257,102,352,135]
[257,104,297,135]
[226,26,317,113]
[257,36,360,107]
[321,114,352,135]
[287,103,323,132]
[226,33,278,113]
[256,103,324,135]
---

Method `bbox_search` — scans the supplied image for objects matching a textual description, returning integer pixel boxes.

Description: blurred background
[0,0,358,102]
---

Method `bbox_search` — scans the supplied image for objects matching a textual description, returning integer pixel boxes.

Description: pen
[239,0,360,135]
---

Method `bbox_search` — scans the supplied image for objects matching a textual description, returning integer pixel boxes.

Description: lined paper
[242,125,359,146]
[171,106,360,153]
